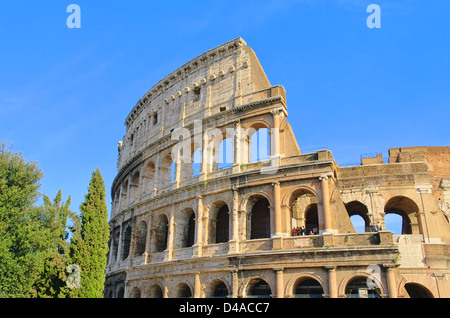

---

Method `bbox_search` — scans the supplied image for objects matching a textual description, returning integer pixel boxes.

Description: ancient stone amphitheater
[105,37,450,298]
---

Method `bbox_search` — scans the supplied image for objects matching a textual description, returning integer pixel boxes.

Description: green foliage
[0,143,44,297]
[69,169,109,298]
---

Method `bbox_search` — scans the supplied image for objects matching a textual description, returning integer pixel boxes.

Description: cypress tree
[69,169,109,298]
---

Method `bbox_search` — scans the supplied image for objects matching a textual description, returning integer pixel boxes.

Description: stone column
[272,182,282,237]
[325,265,338,298]
[275,268,284,298]
[193,195,203,257]
[231,269,239,298]
[194,272,201,298]
[165,204,175,261]
[384,264,398,298]
[319,175,333,234]
[229,187,240,254]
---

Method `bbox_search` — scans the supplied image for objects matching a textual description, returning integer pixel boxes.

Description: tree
[0,143,44,297]
[69,169,109,298]
[34,190,75,298]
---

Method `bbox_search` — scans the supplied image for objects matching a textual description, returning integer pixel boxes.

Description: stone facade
[105,38,450,298]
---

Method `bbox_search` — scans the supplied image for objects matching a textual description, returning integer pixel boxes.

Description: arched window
[135,221,147,256]
[248,279,271,298]
[206,280,229,298]
[153,214,169,253]
[345,277,381,298]
[177,208,196,248]
[159,153,175,186]
[384,196,419,235]
[129,171,140,203]
[404,283,434,298]
[130,287,141,298]
[217,137,233,170]
[294,278,324,298]
[289,189,318,236]
[216,205,229,243]
[121,225,132,261]
[192,147,202,177]
[249,127,270,163]
[143,161,155,196]
[345,201,371,232]
[174,283,192,298]
[149,284,163,298]
[249,197,271,239]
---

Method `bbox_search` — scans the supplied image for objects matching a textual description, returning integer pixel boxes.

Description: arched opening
[134,220,147,256]
[129,171,140,203]
[289,189,319,236]
[209,203,230,244]
[404,283,434,298]
[149,284,163,298]
[217,137,233,170]
[345,277,381,298]
[143,161,155,196]
[120,180,128,210]
[206,280,229,298]
[121,225,132,261]
[159,152,176,186]
[117,286,124,298]
[130,287,141,298]
[384,213,404,235]
[304,204,319,235]
[153,214,169,253]
[174,283,192,298]
[384,196,419,235]
[248,196,271,239]
[176,208,196,248]
[249,127,270,163]
[192,147,202,177]
[345,201,371,232]
[247,278,272,298]
[112,230,120,263]
[293,278,324,298]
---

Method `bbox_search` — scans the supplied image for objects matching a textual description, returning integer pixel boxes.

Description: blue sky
[1,1,449,222]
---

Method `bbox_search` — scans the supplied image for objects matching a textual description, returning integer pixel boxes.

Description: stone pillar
[193,195,203,257]
[274,268,284,298]
[384,264,398,298]
[272,182,282,237]
[231,269,239,298]
[165,204,175,261]
[319,175,333,234]
[232,119,242,174]
[229,187,240,254]
[194,272,201,298]
[325,265,338,298]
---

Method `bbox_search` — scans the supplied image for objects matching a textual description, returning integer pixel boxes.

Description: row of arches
[122,276,434,298]
[109,191,427,263]
[112,125,272,215]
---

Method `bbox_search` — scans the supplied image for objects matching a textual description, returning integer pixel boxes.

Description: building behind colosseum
[105,37,450,298]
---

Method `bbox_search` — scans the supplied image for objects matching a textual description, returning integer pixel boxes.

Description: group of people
[292,226,318,236]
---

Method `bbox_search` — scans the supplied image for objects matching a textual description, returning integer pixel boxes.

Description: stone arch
[204,278,230,298]
[384,196,420,235]
[120,179,128,210]
[129,170,140,203]
[121,224,132,261]
[208,200,230,244]
[245,194,271,239]
[158,150,175,187]
[173,282,193,298]
[152,213,169,253]
[176,207,196,248]
[148,283,164,298]
[242,120,271,164]
[292,276,325,298]
[345,200,371,233]
[129,286,141,298]
[404,282,434,298]
[340,272,385,298]
[287,188,319,235]
[243,276,273,298]
[142,160,156,196]
[134,220,147,256]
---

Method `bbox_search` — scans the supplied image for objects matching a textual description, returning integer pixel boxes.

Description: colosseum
[105,37,450,298]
